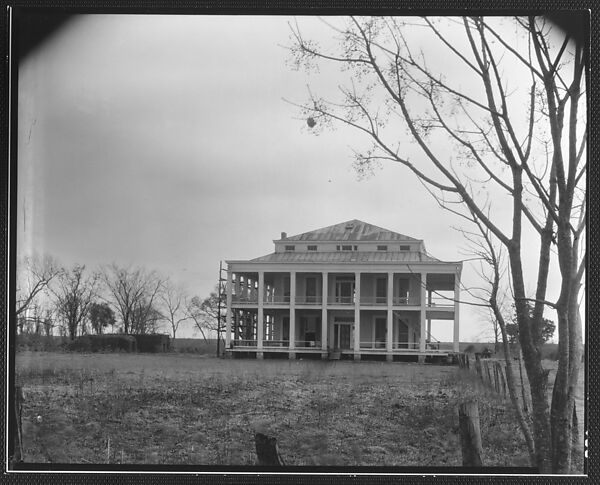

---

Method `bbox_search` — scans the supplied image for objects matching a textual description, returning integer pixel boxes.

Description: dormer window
[307,245,317,251]
[285,245,295,251]
[400,245,410,251]
[377,245,388,251]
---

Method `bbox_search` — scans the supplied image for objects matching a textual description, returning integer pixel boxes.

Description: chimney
[281,232,287,240]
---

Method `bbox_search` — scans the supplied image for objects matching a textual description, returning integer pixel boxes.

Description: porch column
[427,290,432,342]
[225,268,232,349]
[257,271,264,357]
[354,271,361,360]
[453,271,460,352]
[386,271,394,361]
[289,271,296,352]
[321,272,328,351]
[420,272,427,354]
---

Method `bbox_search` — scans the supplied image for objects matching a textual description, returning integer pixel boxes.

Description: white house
[225,220,461,361]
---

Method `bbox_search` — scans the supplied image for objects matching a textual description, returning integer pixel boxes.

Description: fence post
[493,361,500,393]
[10,385,23,465]
[484,360,493,387]
[498,362,507,397]
[475,354,483,381]
[458,400,484,467]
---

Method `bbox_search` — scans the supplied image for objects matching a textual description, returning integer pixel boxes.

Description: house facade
[225,220,462,361]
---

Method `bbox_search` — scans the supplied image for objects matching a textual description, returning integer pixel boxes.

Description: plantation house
[225,220,462,361]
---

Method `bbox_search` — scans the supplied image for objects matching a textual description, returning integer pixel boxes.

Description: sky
[16,14,581,341]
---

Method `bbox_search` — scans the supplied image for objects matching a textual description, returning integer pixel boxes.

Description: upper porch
[229,270,457,312]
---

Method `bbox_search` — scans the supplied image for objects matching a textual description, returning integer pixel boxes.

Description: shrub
[133,334,170,353]
[66,334,137,353]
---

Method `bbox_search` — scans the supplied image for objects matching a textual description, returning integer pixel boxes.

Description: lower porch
[226,307,457,360]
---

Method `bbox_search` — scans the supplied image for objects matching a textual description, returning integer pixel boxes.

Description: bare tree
[289,15,586,473]
[51,264,99,341]
[16,254,62,317]
[158,279,190,339]
[102,264,164,335]
[186,288,225,352]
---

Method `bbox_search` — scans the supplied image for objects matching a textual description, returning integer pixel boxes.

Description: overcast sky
[17,15,575,341]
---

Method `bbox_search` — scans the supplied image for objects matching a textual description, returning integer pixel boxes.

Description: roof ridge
[279,220,421,242]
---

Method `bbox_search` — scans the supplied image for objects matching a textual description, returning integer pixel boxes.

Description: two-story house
[225,220,461,361]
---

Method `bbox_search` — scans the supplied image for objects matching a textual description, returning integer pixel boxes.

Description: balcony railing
[392,296,420,306]
[360,296,387,306]
[295,295,323,305]
[263,296,290,305]
[328,296,355,305]
[232,295,259,304]
[426,296,455,309]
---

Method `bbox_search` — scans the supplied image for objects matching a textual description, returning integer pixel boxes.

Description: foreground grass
[16,351,532,467]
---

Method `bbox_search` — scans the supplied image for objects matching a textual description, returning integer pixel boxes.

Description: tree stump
[255,432,284,466]
[459,400,484,467]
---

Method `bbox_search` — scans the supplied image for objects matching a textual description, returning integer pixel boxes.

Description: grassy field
[14,351,577,469]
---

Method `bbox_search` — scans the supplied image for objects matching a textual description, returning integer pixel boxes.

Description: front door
[333,322,352,349]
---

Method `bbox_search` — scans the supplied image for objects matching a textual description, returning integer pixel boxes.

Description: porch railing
[295,295,323,305]
[359,340,387,349]
[294,340,322,349]
[392,296,420,306]
[328,296,354,305]
[359,296,387,306]
[232,339,258,347]
[426,296,455,308]
[262,340,290,347]
[263,296,290,305]
[232,295,259,304]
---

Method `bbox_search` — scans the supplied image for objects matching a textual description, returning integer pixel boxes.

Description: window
[341,245,353,251]
[400,245,410,251]
[307,245,317,251]
[376,278,387,303]
[305,277,317,302]
[284,277,290,303]
[285,245,295,251]
[353,245,358,251]
[377,245,388,251]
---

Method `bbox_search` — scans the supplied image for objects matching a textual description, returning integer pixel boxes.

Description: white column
[354,272,361,357]
[226,268,232,348]
[257,271,264,351]
[454,271,460,352]
[289,271,296,350]
[427,290,432,342]
[420,272,427,352]
[321,272,328,350]
[386,272,393,354]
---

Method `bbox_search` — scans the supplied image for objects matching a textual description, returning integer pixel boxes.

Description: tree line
[15,255,225,343]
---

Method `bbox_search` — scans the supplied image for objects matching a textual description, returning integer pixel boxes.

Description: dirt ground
[13,351,583,471]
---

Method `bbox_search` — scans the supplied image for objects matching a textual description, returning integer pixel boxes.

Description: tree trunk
[459,400,483,467]
[509,243,552,472]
